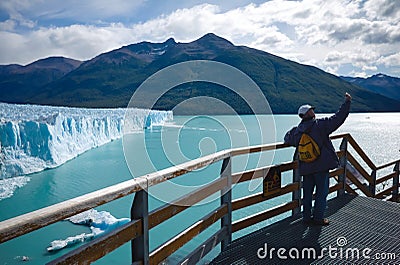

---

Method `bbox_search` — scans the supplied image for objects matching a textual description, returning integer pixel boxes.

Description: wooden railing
[0,133,398,265]
[331,133,400,200]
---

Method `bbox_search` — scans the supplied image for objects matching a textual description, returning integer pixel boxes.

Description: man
[284,93,352,225]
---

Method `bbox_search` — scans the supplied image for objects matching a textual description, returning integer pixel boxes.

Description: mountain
[1,33,400,114]
[341,74,400,101]
[0,57,82,104]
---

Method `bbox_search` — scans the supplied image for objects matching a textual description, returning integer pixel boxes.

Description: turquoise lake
[0,113,399,264]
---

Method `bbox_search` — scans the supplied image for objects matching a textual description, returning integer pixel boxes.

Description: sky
[0,0,399,78]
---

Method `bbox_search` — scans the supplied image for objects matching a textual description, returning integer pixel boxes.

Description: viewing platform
[210,194,400,264]
[0,133,399,264]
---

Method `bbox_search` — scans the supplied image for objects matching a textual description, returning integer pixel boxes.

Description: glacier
[0,103,173,195]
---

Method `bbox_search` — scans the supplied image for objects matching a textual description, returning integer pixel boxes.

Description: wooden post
[369,170,377,198]
[392,161,399,202]
[220,157,232,251]
[338,137,348,197]
[131,187,149,265]
[292,151,301,216]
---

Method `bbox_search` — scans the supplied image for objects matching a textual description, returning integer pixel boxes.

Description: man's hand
[345,92,352,102]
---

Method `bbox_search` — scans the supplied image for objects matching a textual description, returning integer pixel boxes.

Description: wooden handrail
[0,177,146,243]
[330,167,344,177]
[346,134,377,170]
[330,132,351,140]
[376,159,400,170]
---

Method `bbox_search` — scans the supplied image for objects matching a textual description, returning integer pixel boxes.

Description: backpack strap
[296,122,314,148]
[306,121,326,145]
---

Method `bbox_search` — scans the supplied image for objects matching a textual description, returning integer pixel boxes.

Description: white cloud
[325,51,344,63]
[0,23,136,64]
[361,65,378,72]
[0,0,399,77]
[363,0,400,20]
[349,70,369,78]
[0,19,16,31]
[325,65,340,76]
[250,26,294,50]
[378,53,400,67]
[321,46,382,77]
[0,0,38,28]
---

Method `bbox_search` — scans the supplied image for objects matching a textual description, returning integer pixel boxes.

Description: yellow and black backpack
[297,128,320,163]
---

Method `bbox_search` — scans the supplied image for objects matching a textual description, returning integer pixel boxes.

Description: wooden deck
[210,194,400,264]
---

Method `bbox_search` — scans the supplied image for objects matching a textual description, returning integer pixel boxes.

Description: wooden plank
[328,183,342,194]
[388,195,400,203]
[232,201,298,233]
[336,150,345,158]
[178,227,228,265]
[232,161,297,184]
[375,186,397,199]
[347,135,377,170]
[131,190,149,265]
[149,205,228,264]
[48,219,142,265]
[332,174,357,194]
[0,177,146,244]
[344,184,358,195]
[148,177,226,229]
[232,183,299,211]
[280,161,298,172]
[376,172,397,185]
[329,168,344,177]
[220,157,232,250]
[330,133,350,140]
[376,159,400,170]
[232,167,264,184]
[347,152,372,183]
[346,171,373,197]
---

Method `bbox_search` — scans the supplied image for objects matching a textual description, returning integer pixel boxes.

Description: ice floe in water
[47,209,130,252]
[0,176,30,200]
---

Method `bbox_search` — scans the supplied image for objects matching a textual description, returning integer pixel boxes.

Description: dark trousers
[302,171,330,221]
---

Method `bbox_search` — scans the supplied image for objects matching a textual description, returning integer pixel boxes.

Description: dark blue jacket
[284,100,350,175]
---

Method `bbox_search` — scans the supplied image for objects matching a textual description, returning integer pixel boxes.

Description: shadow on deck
[210,194,400,264]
